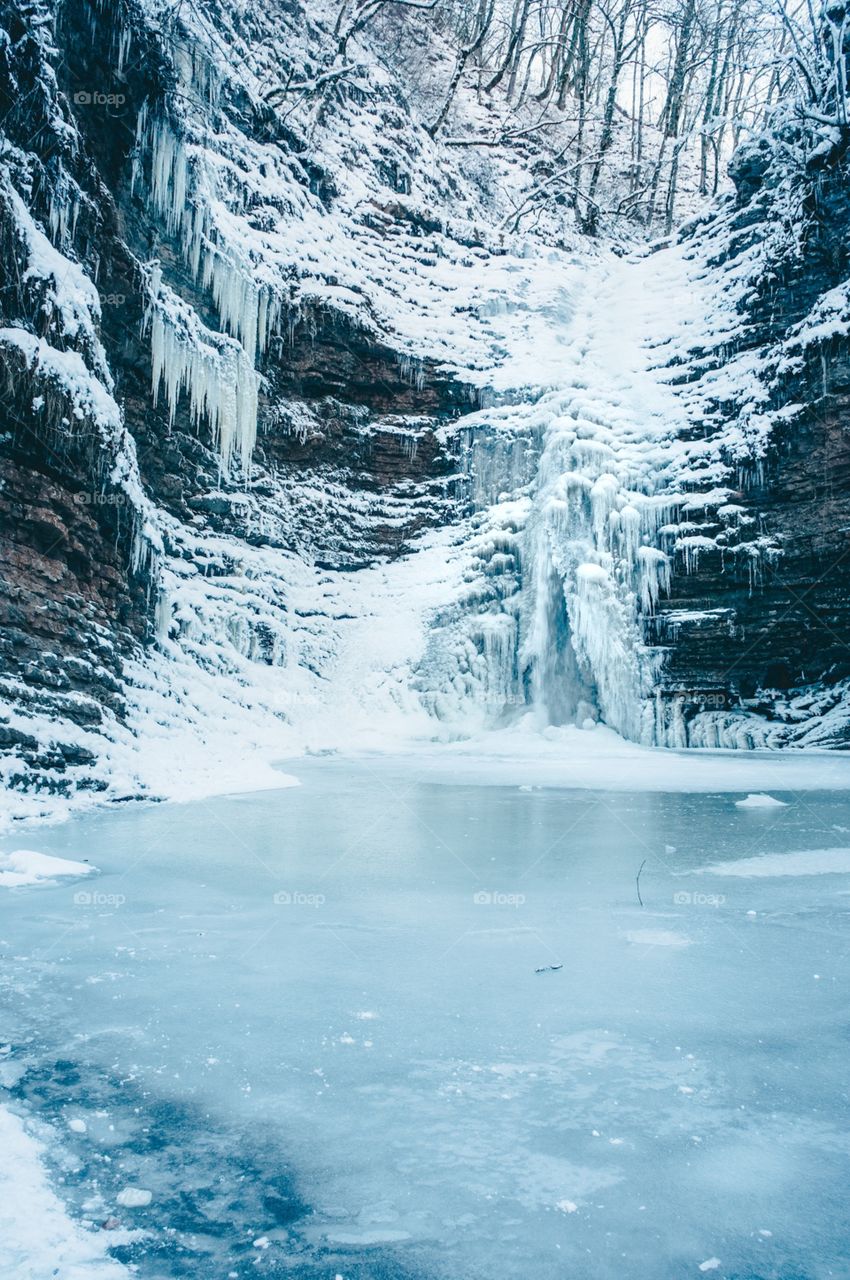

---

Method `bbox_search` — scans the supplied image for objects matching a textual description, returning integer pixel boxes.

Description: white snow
[2,177,108,377]
[0,1107,129,1278]
[324,726,850,793]
[734,794,788,809]
[0,849,95,888]
[701,848,850,878]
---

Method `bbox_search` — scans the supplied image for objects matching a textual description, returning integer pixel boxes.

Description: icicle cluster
[137,112,282,361]
[147,267,259,474]
[132,32,284,473]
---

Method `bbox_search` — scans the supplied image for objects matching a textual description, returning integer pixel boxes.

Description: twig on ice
[636,859,647,908]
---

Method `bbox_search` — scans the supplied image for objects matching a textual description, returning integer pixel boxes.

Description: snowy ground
[0,1106,134,1279]
[2,761,850,1279]
[333,724,850,792]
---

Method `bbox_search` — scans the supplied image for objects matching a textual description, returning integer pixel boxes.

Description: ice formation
[147,268,260,474]
[406,198,810,750]
[519,417,677,741]
[131,31,284,474]
[139,112,282,361]
[413,241,703,744]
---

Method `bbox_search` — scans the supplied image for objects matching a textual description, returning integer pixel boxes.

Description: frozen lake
[3,757,850,1279]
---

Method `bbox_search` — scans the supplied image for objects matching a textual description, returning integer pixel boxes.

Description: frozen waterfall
[518,414,675,742]
[420,251,688,745]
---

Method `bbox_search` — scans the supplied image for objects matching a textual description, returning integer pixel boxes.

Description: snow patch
[0,1107,129,1277]
[701,848,850,878]
[734,794,788,809]
[0,849,96,888]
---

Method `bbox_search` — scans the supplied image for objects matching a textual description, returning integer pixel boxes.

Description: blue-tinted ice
[2,759,850,1279]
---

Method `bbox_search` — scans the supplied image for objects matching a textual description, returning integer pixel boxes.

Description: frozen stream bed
[2,756,850,1279]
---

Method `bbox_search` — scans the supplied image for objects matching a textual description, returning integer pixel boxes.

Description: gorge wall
[649,148,850,747]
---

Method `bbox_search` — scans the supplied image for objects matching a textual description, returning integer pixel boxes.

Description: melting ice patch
[622,929,691,948]
[0,849,96,888]
[115,1187,153,1208]
[701,848,850,877]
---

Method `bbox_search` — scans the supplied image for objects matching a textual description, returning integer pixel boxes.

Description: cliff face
[0,0,487,803]
[0,1,156,794]
[1,0,849,813]
[648,150,850,746]
[651,393,850,745]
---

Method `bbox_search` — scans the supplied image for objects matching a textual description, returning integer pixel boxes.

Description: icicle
[590,474,619,547]
[677,535,716,575]
[131,101,148,196]
[397,353,426,390]
[471,614,519,710]
[618,504,642,561]
[136,112,281,362]
[637,546,671,614]
[116,23,132,74]
[146,269,259,474]
[155,587,172,642]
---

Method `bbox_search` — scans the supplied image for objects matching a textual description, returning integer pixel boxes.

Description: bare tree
[263,0,809,234]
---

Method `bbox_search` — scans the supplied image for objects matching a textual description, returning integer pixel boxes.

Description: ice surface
[115,1188,153,1208]
[336,724,850,792]
[2,761,850,1279]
